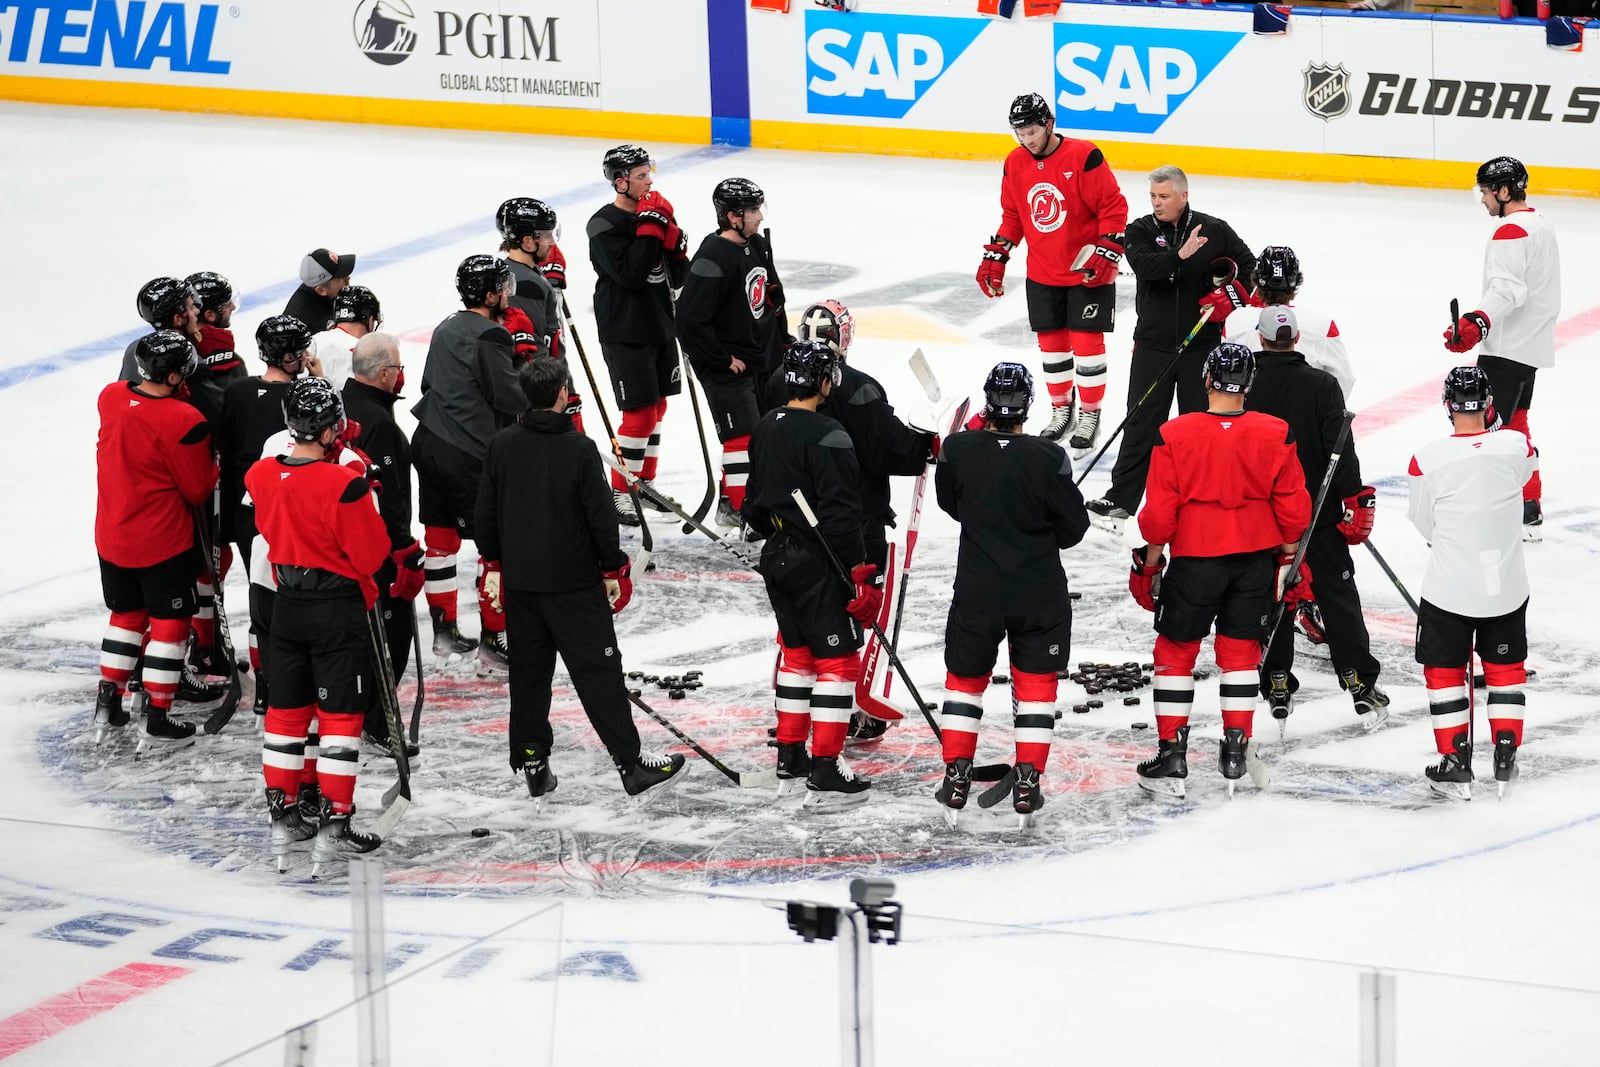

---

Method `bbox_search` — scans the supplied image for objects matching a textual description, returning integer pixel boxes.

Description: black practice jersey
[587,203,683,345]
[744,405,866,567]
[1246,350,1362,525]
[677,232,780,386]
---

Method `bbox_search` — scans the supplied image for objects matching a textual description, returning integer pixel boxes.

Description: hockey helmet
[496,197,559,243]
[136,276,195,329]
[783,338,842,393]
[184,271,234,315]
[1202,343,1256,394]
[796,300,855,360]
[1442,365,1493,415]
[333,285,383,327]
[1008,92,1053,130]
[1476,156,1528,197]
[256,315,313,368]
[282,376,347,444]
[712,177,764,229]
[1254,246,1302,293]
[983,362,1034,419]
[602,144,653,184]
[456,254,513,308]
[133,329,200,383]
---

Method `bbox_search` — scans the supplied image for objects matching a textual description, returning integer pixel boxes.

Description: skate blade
[1360,707,1391,734]
[1137,776,1186,800]
[136,734,198,758]
[1226,779,1237,798]
[1522,526,1542,543]
[275,854,291,875]
[1246,743,1271,789]
[941,805,961,829]
[1428,780,1473,802]
[800,790,870,813]
[776,777,808,797]
[1088,514,1125,537]
[474,663,510,680]
[1015,810,1037,830]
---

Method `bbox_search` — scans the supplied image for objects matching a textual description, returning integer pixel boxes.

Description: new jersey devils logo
[1028,182,1067,234]
[745,267,769,319]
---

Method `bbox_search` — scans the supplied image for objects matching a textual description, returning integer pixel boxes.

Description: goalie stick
[194,508,244,735]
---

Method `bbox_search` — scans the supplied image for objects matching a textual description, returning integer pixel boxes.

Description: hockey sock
[1153,635,1200,739]
[218,543,233,581]
[939,672,988,763]
[477,558,506,635]
[810,653,861,758]
[142,616,189,711]
[721,434,751,512]
[315,712,363,813]
[1037,328,1075,409]
[262,703,314,795]
[193,573,216,651]
[424,526,462,622]
[775,641,816,745]
[1482,660,1527,746]
[1505,408,1541,501]
[1011,668,1057,770]
[248,632,262,675]
[615,404,655,491]
[101,610,148,692]
[1215,635,1260,738]
[1067,330,1107,409]
[302,719,319,785]
[642,398,668,482]
[1423,664,1471,754]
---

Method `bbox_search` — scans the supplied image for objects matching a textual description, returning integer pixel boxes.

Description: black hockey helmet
[256,315,313,368]
[712,177,764,229]
[133,329,200,383]
[602,144,653,184]
[796,300,854,360]
[456,254,513,308]
[983,362,1034,419]
[782,338,842,393]
[183,271,234,314]
[1203,343,1257,394]
[1008,92,1053,130]
[1442,365,1493,415]
[496,197,559,242]
[282,376,347,444]
[333,285,382,327]
[1254,246,1302,292]
[1476,156,1528,197]
[135,276,195,328]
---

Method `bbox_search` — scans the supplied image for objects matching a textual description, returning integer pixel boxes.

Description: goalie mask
[796,300,854,361]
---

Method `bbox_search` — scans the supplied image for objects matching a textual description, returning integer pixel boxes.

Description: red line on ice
[0,962,191,1061]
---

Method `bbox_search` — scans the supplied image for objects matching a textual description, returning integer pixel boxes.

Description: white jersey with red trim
[312,327,362,393]
[1406,427,1535,618]
[1475,206,1560,370]
[1225,302,1355,401]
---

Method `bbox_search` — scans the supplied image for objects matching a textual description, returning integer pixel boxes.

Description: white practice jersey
[1225,303,1356,401]
[1407,428,1535,618]
[1475,207,1560,369]
[312,327,361,393]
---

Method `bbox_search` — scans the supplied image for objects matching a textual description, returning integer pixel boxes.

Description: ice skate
[1085,497,1129,536]
[934,757,972,828]
[265,787,316,874]
[775,741,811,797]
[189,639,232,680]
[309,798,382,879]
[1039,399,1076,443]
[613,489,641,527]
[1425,736,1474,801]
[476,629,509,678]
[1220,727,1247,797]
[252,678,268,735]
[429,607,478,664]
[174,662,227,710]
[1340,669,1391,732]
[715,495,741,529]
[638,481,680,514]
[521,750,557,811]
[1011,762,1043,829]
[1266,670,1293,738]
[1293,600,1327,644]
[137,708,196,757]
[1136,725,1188,799]
[92,681,129,744]
[1067,407,1101,451]
[362,730,419,760]
[803,754,871,811]
[617,751,688,796]
[297,781,323,822]
[845,710,889,747]
[1245,737,1271,789]
[1493,730,1519,798]
[1522,498,1542,543]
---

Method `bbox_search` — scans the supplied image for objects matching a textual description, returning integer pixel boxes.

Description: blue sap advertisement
[805,8,986,120]
[1053,22,1242,135]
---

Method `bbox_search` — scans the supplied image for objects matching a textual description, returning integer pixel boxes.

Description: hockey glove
[1443,310,1490,353]
[602,560,633,615]
[389,541,426,600]
[635,191,675,244]
[1210,256,1241,287]
[976,237,1012,298]
[482,560,503,614]
[1276,552,1312,606]
[846,563,883,624]
[1337,485,1377,546]
[1128,549,1165,612]
[502,306,541,361]
[965,409,989,432]
[1077,234,1125,287]
[663,221,689,261]
[1198,275,1256,324]
[537,244,567,289]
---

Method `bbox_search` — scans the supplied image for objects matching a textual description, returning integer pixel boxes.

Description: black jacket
[1245,351,1362,525]
[935,429,1088,615]
[743,405,866,567]
[677,232,783,386]
[1125,207,1253,351]
[341,377,413,553]
[475,408,627,592]
[587,203,684,344]
[284,286,335,333]
[218,375,294,542]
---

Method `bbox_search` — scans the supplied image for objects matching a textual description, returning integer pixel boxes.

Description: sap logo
[1053,23,1242,134]
[805,10,986,120]
[0,0,231,73]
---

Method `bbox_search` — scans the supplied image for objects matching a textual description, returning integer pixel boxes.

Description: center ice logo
[805,10,987,120]
[1052,23,1244,135]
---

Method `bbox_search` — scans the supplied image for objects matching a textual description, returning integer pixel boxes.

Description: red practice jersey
[245,455,390,607]
[1138,410,1311,559]
[95,381,217,568]
[995,137,1128,287]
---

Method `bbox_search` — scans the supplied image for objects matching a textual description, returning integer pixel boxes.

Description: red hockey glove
[602,560,633,615]
[1198,269,1256,324]
[925,432,942,462]
[333,417,363,455]
[388,540,425,600]
[501,306,541,361]
[663,221,688,260]
[1443,310,1490,353]
[538,244,567,289]
[1276,552,1312,605]
[1337,485,1376,546]
[846,563,883,624]
[482,560,503,614]
[635,191,674,244]
[1078,234,1124,287]
[965,409,988,432]
[976,237,1011,298]
[1128,549,1165,612]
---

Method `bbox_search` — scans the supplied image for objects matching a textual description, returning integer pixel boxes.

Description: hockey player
[1223,246,1355,401]
[1246,307,1387,730]
[975,93,1128,448]
[284,247,355,332]
[933,363,1090,824]
[411,254,525,674]
[678,177,786,527]
[1407,366,1535,800]
[476,357,687,801]
[311,285,382,393]
[247,376,390,872]
[1088,166,1254,531]
[498,197,563,359]
[743,339,883,809]
[587,145,688,525]
[93,330,218,749]
[1128,344,1311,798]
[1443,156,1560,542]
[119,276,200,382]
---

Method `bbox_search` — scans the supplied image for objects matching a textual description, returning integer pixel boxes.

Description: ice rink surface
[2,101,1599,1064]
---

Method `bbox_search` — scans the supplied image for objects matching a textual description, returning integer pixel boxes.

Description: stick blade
[737,768,781,790]
[374,792,411,838]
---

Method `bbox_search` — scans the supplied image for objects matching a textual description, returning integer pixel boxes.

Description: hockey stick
[627,691,779,789]
[1362,539,1420,616]
[408,602,424,745]
[680,359,718,531]
[1074,305,1215,487]
[596,449,762,571]
[194,508,243,734]
[1450,297,1461,349]
[369,604,413,837]
[557,294,654,571]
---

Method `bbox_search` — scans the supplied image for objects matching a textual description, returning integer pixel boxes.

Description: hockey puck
[627,671,643,680]
[628,688,641,698]
[1087,699,1103,709]
[470,827,490,838]
[669,688,686,699]
[1131,721,1149,730]
[924,701,937,711]
[685,670,703,678]
[1069,591,1082,601]
[1078,661,1094,671]
[1072,704,1089,714]
[993,674,1009,684]
[237,659,250,675]
[1124,696,1140,706]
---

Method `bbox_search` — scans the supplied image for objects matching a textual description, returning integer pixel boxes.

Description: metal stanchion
[351,857,391,1067]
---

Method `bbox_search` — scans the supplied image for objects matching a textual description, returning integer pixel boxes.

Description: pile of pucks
[625,669,705,700]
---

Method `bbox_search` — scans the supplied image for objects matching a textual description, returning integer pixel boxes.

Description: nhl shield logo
[1302,63,1351,121]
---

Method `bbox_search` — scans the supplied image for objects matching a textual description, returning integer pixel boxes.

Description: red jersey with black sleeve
[245,455,391,607]
[995,137,1128,287]
[1137,410,1311,559]
[95,381,217,568]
